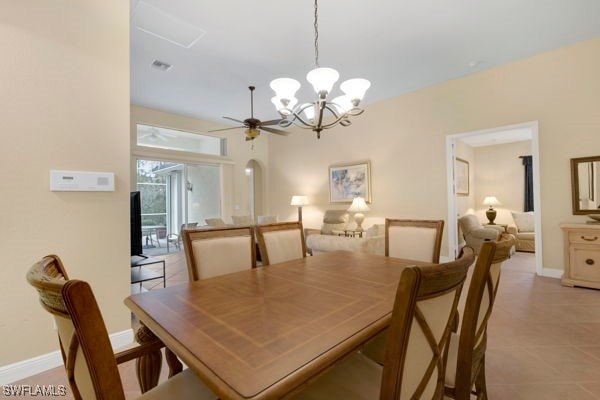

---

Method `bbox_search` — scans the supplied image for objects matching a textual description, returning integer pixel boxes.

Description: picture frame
[455,157,469,196]
[329,161,372,203]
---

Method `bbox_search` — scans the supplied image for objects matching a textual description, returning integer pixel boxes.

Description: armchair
[304,209,350,237]
[458,215,504,254]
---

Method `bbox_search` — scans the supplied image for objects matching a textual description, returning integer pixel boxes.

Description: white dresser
[560,223,600,289]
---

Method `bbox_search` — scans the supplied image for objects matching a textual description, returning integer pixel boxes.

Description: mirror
[571,156,600,214]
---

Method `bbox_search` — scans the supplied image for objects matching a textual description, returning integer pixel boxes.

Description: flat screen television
[130,191,143,256]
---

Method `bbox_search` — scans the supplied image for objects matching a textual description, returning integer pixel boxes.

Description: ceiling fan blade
[259,119,285,126]
[222,116,244,123]
[208,126,244,132]
[260,126,289,136]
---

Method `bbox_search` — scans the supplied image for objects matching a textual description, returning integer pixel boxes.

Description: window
[136,124,226,156]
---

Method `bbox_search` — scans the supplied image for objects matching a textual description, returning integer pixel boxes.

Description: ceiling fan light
[331,95,353,114]
[306,67,339,96]
[245,128,260,139]
[271,96,298,115]
[269,78,301,101]
[340,78,371,103]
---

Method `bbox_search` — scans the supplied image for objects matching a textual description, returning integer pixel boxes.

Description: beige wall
[472,140,532,225]
[0,2,130,365]
[130,106,269,222]
[268,38,600,272]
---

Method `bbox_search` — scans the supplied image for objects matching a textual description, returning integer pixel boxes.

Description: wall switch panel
[50,170,115,192]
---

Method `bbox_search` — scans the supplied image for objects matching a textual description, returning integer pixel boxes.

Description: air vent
[151,60,172,71]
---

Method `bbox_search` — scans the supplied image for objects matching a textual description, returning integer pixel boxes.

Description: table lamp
[290,195,308,221]
[347,197,370,231]
[482,196,501,225]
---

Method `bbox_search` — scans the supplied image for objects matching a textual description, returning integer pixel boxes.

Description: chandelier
[269,0,371,139]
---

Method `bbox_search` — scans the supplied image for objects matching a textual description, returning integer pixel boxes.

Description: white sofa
[507,211,535,252]
[306,224,385,256]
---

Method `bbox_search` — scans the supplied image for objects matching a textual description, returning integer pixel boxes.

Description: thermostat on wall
[50,170,115,192]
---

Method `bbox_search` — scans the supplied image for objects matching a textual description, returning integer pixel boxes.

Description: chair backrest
[385,219,445,262]
[232,215,254,226]
[255,221,307,266]
[320,210,350,234]
[380,247,474,400]
[26,255,125,400]
[182,226,256,281]
[452,237,513,398]
[205,218,227,228]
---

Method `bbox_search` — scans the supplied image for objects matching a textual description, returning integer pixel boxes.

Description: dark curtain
[521,155,534,211]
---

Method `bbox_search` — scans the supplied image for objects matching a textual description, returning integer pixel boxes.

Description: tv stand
[131,256,165,290]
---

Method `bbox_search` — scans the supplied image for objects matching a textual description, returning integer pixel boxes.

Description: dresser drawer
[568,231,600,244]
[571,245,600,282]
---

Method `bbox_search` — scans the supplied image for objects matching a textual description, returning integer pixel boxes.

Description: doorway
[245,159,264,221]
[446,121,544,275]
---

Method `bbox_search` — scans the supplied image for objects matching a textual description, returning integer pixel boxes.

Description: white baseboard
[541,268,563,279]
[0,329,133,386]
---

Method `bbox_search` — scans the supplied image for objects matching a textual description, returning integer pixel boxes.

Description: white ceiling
[130,0,600,127]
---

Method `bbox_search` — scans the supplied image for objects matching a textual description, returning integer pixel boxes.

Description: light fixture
[290,195,308,221]
[482,196,501,225]
[347,197,370,231]
[269,0,370,139]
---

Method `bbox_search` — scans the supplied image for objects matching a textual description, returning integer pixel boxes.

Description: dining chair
[445,236,514,400]
[182,226,256,281]
[26,255,216,400]
[255,221,307,266]
[386,219,445,262]
[167,222,198,251]
[291,247,474,400]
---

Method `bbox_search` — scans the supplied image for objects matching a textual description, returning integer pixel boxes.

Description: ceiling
[130,0,600,128]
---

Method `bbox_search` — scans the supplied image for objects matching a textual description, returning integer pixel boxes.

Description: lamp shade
[306,67,339,94]
[347,197,370,212]
[482,196,501,207]
[340,78,371,103]
[290,195,308,206]
[331,95,353,114]
[270,78,301,101]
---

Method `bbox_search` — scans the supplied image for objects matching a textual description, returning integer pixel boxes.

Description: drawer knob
[580,236,598,242]
[585,259,595,266]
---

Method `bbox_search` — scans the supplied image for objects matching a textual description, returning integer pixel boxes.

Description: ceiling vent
[151,60,172,71]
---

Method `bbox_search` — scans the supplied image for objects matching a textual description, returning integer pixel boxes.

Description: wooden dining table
[125,250,429,400]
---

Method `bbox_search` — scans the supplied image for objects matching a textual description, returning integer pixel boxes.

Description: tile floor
[4,251,600,399]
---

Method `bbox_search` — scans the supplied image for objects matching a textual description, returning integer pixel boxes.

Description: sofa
[458,214,505,255]
[306,224,385,256]
[507,211,535,252]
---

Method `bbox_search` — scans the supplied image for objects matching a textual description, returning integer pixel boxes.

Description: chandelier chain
[314,0,319,68]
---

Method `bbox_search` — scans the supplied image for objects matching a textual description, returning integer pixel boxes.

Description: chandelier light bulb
[271,96,298,115]
[306,67,339,96]
[269,78,301,101]
[340,78,371,103]
[300,103,316,121]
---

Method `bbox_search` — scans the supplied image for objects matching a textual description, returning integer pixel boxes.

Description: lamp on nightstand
[290,195,308,222]
[483,196,501,225]
[347,197,370,231]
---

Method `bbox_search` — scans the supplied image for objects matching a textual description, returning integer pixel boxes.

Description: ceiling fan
[209,86,289,141]
[138,126,176,142]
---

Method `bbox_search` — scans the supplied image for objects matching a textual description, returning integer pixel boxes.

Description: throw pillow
[511,211,534,232]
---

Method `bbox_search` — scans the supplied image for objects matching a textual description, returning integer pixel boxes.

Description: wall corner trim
[0,329,134,385]
[540,268,563,279]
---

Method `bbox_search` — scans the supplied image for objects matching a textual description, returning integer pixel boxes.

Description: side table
[131,256,166,290]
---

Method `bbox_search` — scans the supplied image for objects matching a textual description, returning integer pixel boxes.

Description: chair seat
[140,369,217,400]
[291,353,381,400]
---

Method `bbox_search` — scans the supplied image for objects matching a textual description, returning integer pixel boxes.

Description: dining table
[124,250,430,400]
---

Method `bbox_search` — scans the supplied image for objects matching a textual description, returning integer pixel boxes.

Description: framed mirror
[571,156,600,214]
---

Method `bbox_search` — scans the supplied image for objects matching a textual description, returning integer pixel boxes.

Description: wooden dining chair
[445,236,514,400]
[255,221,307,266]
[386,219,445,262]
[182,226,256,281]
[26,255,217,400]
[291,247,474,400]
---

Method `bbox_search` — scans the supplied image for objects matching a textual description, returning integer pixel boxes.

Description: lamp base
[486,208,497,225]
[354,213,365,231]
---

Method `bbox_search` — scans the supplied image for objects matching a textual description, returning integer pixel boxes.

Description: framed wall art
[329,161,372,203]
[455,157,469,196]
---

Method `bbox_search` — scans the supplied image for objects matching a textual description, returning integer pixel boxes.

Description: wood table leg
[135,325,162,393]
[165,348,183,377]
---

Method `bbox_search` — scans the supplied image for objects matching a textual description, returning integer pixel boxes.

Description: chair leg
[474,357,488,400]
